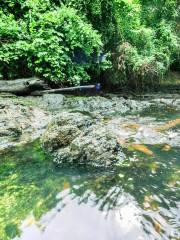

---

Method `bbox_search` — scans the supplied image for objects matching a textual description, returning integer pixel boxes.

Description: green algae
[0,142,62,240]
[0,140,179,240]
[0,98,180,240]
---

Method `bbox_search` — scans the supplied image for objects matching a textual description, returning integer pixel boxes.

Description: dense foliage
[66,0,179,87]
[0,0,179,88]
[0,2,104,85]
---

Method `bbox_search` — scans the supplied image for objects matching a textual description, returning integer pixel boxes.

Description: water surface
[0,109,179,240]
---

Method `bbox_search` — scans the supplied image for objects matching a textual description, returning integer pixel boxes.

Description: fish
[117,138,154,156]
[153,220,162,234]
[162,144,171,151]
[122,123,140,130]
[155,118,180,132]
[129,144,154,156]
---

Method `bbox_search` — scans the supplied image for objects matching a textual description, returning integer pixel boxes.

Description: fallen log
[31,83,101,96]
[0,77,48,94]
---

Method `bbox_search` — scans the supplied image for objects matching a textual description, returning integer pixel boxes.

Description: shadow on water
[0,139,179,240]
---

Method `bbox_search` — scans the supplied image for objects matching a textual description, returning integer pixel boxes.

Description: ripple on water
[0,100,180,240]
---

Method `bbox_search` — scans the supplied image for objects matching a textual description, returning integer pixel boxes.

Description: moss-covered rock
[42,112,125,167]
[0,96,50,153]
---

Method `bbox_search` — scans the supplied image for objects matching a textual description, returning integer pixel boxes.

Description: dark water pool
[0,140,179,240]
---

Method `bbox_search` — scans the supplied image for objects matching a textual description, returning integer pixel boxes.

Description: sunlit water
[0,107,179,240]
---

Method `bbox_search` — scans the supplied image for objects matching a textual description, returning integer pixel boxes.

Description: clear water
[0,114,179,240]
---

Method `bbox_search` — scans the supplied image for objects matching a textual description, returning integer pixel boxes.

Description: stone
[42,112,125,168]
[0,97,50,152]
[42,111,94,152]
[42,94,65,110]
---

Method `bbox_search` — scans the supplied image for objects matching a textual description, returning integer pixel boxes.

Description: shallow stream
[0,98,179,240]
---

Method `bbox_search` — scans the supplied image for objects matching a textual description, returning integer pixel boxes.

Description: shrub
[0,11,29,79]
[28,6,103,85]
[0,6,104,85]
[0,0,179,88]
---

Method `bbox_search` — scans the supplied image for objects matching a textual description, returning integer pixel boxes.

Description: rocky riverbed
[0,92,180,240]
[0,93,180,167]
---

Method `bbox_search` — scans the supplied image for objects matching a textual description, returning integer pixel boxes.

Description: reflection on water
[0,142,179,240]
[0,109,180,240]
[17,192,146,240]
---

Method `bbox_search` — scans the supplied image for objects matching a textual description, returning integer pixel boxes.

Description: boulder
[42,112,125,167]
[0,97,50,153]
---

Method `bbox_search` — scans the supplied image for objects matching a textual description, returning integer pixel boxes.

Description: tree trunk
[0,77,48,94]
[31,84,98,95]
